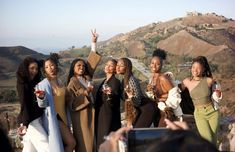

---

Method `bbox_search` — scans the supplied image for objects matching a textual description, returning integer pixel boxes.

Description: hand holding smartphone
[127,128,169,152]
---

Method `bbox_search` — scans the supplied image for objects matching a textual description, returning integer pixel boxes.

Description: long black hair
[42,53,60,76]
[67,58,89,85]
[119,58,133,87]
[16,57,41,85]
[192,56,212,78]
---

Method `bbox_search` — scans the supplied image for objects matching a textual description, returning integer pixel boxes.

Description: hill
[59,12,235,115]
[0,12,234,114]
[0,46,47,86]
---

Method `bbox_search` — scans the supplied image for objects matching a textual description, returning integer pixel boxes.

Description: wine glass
[214,81,221,96]
[102,83,112,101]
[87,81,94,90]
[146,78,155,99]
[34,85,45,99]
[214,82,221,91]
[124,85,134,98]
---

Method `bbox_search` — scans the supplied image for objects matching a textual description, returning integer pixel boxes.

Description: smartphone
[127,128,169,152]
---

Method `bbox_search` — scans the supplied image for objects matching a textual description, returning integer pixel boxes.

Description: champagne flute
[214,82,221,92]
[146,78,155,99]
[102,83,111,101]
[124,85,134,98]
[214,81,221,96]
[87,81,94,90]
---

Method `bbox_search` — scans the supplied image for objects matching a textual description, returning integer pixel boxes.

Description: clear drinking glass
[87,81,94,90]
[214,81,221,93]
[146,78,155,99]
[34,85,45,98]
[102,83,111,101]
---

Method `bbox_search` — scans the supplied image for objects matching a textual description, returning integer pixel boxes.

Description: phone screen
[127,128,169,152]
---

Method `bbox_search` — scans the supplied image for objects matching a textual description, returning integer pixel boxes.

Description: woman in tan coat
[65,30,101,152]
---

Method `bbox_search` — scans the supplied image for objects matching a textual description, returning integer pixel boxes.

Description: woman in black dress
[95,58,122,150]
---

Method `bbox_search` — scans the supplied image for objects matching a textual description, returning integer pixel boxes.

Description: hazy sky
[1,0,234,53]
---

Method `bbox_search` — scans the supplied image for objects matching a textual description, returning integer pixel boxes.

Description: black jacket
[95,75,122,148]
[17,76,44,127]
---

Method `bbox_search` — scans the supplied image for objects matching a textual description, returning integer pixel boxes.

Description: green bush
[0,89,17,103]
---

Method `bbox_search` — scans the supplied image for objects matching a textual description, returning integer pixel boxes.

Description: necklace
[192,77,201,81]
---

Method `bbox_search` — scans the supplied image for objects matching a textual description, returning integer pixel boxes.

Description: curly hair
[152,48,167,68]
[125,100,139,124]
[192,56,212,78]
[151,48,167,72]
[16,57,41,84]
[152,48,167,60]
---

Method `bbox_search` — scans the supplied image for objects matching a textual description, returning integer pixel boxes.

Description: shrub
[0,89,17,103]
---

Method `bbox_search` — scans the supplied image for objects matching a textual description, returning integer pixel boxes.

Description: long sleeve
[17,82,31,126]
[17,80,43,127]
[128,76,142,107]
[106,76,122,107]
[37,96,49,108]
[35,83,49,108]
[66,77,91,111]
[87,51,101,77]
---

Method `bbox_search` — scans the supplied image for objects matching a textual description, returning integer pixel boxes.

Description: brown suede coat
[66,51,101,152]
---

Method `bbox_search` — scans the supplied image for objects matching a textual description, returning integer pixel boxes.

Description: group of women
[16,30,222,152]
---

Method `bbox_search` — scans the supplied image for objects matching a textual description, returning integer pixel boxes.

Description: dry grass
[0,103,20,132]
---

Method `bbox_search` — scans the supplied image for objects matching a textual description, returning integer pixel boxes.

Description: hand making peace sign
[91,28,99,43]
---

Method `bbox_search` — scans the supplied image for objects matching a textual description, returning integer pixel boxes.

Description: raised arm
[87,29,101,77]
[91,29,98,52]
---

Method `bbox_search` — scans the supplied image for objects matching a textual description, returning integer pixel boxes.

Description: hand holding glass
[214,82,222,97]
[125,85,134,99]
[146,79,155,99]
[103,83,112,100]
[17,125,27,136]
[34,86,45,99]
[87,81,94,92]
[214,82,221,91]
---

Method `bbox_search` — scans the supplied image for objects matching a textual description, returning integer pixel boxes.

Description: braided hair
[119,58,133,87]
[192,56,212,78]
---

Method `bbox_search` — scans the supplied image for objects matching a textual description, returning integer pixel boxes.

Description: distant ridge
[59,12,235,75]
[0,46,47,80]
[95,12,235,58]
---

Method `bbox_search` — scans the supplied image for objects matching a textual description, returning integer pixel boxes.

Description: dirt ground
[1,102,234,151]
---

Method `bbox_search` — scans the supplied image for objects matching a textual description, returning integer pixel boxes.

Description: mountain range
[0,12,234,114]
[94,12,235,75]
